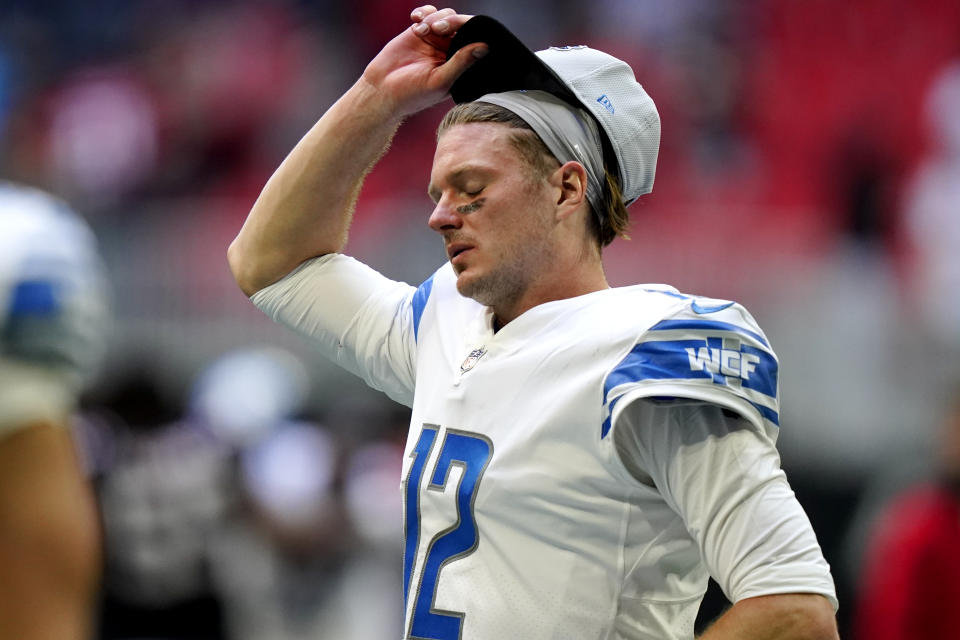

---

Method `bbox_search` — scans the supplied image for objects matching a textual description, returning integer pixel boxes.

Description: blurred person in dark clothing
[853,385,960,640]
[79,372,235,640]
[0,182,108,639]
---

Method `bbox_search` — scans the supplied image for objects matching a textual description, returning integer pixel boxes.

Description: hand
[361,6,488,117]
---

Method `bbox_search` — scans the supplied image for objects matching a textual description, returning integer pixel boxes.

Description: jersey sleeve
[602,297,779,440]
[250,254,436,407]
[613,398,838,609]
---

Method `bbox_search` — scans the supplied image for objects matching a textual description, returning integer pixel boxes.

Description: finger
[420,6,456,28]
[410,5,438,22]
[427,12,472,36]
[412,11,472,41]
[432,42,489,88]
[423,6,455,18]
[411,14,464,45]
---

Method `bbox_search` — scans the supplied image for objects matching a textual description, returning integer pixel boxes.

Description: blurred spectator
[82,346,313,639]
[201,351,406,640]
[0,182,109,639]
[209,421,362,640]
[46,66,159,207]
[80,344,409,639]
[763,131,917,481]
[81,371,235,640]
[903,60,960,349]
[189,345,309,448]
[852,384,960,640]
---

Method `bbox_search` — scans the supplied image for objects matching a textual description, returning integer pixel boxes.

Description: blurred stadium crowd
[1,0,959,637]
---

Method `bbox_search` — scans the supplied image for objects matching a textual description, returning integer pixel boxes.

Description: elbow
[716,593,839,640]
[769,593,840,640]
[227,238,265,297]
[228,237,322,296]
[782,596,839,640]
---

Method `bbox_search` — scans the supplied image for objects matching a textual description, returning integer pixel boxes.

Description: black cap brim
[447,16,577,106]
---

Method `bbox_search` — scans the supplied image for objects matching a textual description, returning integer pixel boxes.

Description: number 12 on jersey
[403,425,493,640]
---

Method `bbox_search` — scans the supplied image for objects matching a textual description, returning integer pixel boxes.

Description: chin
[454,271,480,299]
[455,271,493,305]
[456,269,520,310]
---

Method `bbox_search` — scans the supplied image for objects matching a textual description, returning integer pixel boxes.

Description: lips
[446,242,474,261]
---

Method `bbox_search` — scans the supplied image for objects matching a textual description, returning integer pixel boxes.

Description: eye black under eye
[456,197,486,214]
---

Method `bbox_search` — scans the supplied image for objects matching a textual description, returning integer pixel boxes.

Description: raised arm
[227,6,488,296]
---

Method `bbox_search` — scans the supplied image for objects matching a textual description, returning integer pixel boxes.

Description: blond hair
[438,102,629,247]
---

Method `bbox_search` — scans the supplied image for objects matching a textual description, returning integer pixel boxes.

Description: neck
[492,259,608,327]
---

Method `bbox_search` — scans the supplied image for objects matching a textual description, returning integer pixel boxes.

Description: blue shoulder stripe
[601,338,779,438]
[411,274,434,342]
[649,318,769,348]
[8,280,60,316]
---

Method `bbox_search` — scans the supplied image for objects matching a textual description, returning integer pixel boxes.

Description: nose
[427,197,462,233]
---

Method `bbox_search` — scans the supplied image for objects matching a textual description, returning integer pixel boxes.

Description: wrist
[352,74,408,125]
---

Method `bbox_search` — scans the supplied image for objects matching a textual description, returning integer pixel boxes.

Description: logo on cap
[550,45,587,51]
[597,94,615,114]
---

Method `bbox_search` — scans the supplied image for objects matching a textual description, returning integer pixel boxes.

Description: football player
[228,8,839,639]
[0,182,108,639]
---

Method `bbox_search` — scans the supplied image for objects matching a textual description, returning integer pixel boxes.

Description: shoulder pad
[0,184,108,387]
[602,294,779,437]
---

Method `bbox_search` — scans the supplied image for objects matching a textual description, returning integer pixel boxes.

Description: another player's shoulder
[0,182,95,239]
[0,182,107,377]
[0,183,108,432]
[0,182,101,276]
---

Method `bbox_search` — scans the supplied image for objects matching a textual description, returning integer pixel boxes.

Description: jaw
[454,264,497,306]
[454,259,528,319]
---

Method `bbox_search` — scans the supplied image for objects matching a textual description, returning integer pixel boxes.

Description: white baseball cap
[448,15,661,205]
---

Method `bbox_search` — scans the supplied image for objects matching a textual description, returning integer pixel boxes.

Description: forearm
[228,77,402,295]
[228,7,485,296]
[0,421,101,640]
[699,594,838,640]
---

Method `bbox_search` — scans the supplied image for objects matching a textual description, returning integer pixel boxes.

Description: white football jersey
[0,182,108,436]
[252,254,835,640]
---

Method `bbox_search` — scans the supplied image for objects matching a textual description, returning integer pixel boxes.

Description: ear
[552,161,589,221]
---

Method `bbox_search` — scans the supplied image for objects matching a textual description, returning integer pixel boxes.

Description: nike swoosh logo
[691,300,734,314]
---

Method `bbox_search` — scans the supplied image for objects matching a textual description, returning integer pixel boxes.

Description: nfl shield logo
[460,347,487,373]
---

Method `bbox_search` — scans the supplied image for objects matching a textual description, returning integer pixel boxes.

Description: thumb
[433,43,489,90]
